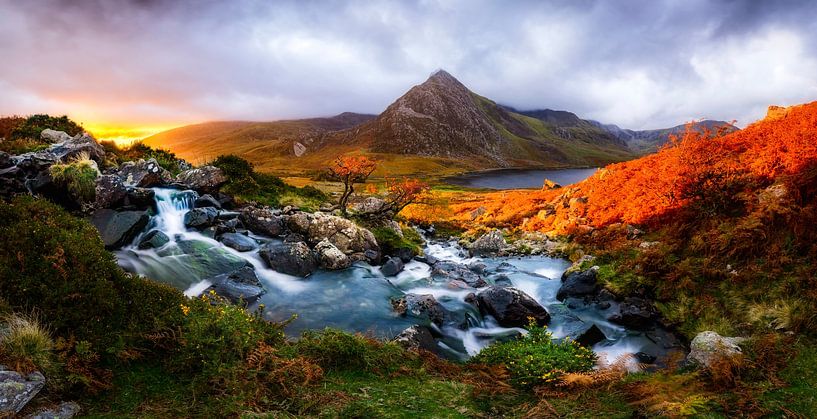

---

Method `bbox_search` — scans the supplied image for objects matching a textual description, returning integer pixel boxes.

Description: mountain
[590,119,738,154]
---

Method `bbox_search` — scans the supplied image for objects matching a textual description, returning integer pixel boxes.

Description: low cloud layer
[1,0,816,130]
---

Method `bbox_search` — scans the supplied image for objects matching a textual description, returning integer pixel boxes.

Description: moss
[49,157,99,203]
[370,225,423,256]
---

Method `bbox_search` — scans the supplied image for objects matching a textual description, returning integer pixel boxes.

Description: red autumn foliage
[328,155,377,214]
[383,177,429,215]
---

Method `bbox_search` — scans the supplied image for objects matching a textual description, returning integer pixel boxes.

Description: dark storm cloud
[1,0,816,129]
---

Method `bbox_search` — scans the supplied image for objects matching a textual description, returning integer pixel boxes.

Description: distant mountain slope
[590,119,738,153]
[142,113,376,165]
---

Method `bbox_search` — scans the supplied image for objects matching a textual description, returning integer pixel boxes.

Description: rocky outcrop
[116,158,172,187]
[380,256,404,276]
[469,229,506,256]
[194,194,222,209]
[259,241,317,277]
[350,197,388,216]
[394,325,439,354]
[475,286,550,327]
[687,331,745,368]
[287,212,380,262]
[0,370,45,416]
[314,239,351,270]
[175,166,227,194]
[205,266,265,304]
[40,128,73,143]
[90,209,149,249]
[239,206,285,237]
[556,266,600,300]
[94,174,128,209]
[219,232,258,252]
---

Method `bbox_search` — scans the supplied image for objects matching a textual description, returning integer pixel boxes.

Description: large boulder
[431,261,487,288]
[287,212,380,261]
[0,370,45,416]
[394,325,439,354]
[314,239,351,270]
[687,331,745,368]
[123,187,156,210]
[94,174,128,209]
[206,266,265,304]
[556,266,600,301]
[137,229,170,249]
[90,209,149,249]
[469,229,506,256]
[219,232,258,252]
[239,206,284,237]
[380,256,404,276]
[259,241,317,277]
[47,133,105,163]
[117,158,172,187]
[194,194,222,209]
[392,294,446,327]
[476,286,550,327]
[350,196,388,215]
[184,207,218,229]
[607,297,658,330]
[175,166,227,194]
[40,128,73,143]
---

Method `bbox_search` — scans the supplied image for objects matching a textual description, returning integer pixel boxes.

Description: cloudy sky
[1,0,816,138]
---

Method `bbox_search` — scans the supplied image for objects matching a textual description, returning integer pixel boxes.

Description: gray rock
[25,401,81,419]
[314,239,351,270]
[432,261,487,288]
[607,297,657,330]
[0,370,45,415]
[350,196,388,215]
[393,325,439,354]
[40,129,73,143]
[117,158,172,187]
[90,209,149,249]
[0,152,12,169]
[380,257,404,276]
[239,206,284,237]
[184,207,218,229]
[219,232,257,252]
[287,212,380,260]
[687,331,745,368]
[259,241,317,277]
[175,166,227,194]
[556,266,600,301]
[48,133,105,163]
[206,266,265,304]
[392,294,446,327]
[469,229,506,256]
[138,230,170,249]
[124,187,156,210]
[94,174,127,209]
[476,286,550,327]
[194,194,222,209]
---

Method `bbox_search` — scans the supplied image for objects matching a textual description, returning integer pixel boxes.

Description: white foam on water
[184,279,212,297]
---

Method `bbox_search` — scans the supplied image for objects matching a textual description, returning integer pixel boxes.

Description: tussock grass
[0,312,54,372]
[49,151,99,203]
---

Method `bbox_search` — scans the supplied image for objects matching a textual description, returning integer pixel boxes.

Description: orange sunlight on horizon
[83,122,181,147]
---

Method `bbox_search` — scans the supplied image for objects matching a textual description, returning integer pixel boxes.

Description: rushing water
[115,188,680,364]
[444,168,598,189]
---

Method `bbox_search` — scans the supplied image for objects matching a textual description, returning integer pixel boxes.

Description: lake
[444,168,598,189]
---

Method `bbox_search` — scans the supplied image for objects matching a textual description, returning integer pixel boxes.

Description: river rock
[431,261,487,288]
[287,212,380,261]
[314,239,351,270]
[687,331,745,368]
[206,266,265,304]
[391,246,415,263]
[123,187,156,210]
[556,266,600,300]
[90,209,149,249]
[476,286,550,327]
[175,166,227,194]
[117,158,172,187]
[138,229,170,249]
[219,232,257,252]
[94,174,127,209]
[26,401,81,419]
[194,194,222,209]
[184,207,218,229]
[469,229,506,256]
[0,370,45,415]
[0,152,12,169]
[259,241,317,277]
[239,206,284,237]
[48,133,105,163]
[380,256,404,276]
[573,324,607,347]
[392,294,446,327]
[607,297,658,330]
[394,325,439,354]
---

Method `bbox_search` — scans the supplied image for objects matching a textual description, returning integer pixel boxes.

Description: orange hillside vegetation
[404,101,817,235]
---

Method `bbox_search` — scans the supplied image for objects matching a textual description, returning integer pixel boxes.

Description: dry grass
[0,312,54,373]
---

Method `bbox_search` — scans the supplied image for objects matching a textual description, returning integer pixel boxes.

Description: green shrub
[0,196,183,353]
[287,328,409,374]
[470,320,596,388]
[9,114,83,141]
[49,154,99,204]
[370,225,423,256]
[0,313,55,372]
[100,141,186,175]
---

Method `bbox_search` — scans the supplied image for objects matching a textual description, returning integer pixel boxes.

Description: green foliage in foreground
[212,154,327,210]
[49,156,99,204]
[100,141,187,175]
[471,321,596,388]
[370,224,425,257]
[10,114,84,141]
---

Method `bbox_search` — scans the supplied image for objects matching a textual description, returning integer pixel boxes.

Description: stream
[115,188,681,364]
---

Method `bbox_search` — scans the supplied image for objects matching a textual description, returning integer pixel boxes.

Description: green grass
[761,338,817,415]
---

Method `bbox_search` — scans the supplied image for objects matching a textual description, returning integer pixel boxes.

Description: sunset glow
[83,123,182,146]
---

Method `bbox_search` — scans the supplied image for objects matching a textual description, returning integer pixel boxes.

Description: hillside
[591,119,738,154]
[144,71,638,176]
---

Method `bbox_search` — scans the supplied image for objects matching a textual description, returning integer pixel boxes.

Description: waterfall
[152,188,197,239]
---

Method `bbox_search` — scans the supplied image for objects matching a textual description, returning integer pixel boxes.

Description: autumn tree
[328,155,377,215]
[379,177,429,217]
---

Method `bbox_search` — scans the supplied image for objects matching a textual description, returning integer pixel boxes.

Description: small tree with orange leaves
[378,177,430,218]
[327,155,377,215]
